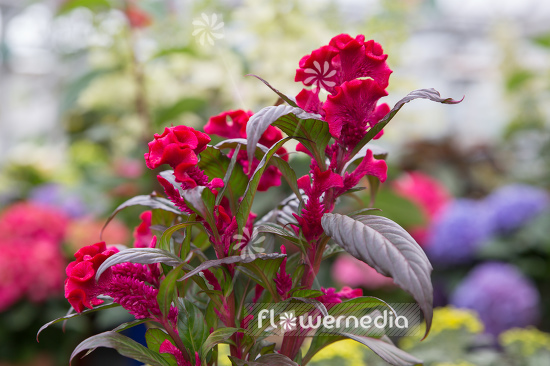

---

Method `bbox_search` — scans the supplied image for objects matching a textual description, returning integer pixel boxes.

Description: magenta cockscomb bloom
[160,340,201,366]
[316,286,363,304]
[295,34,392,94]
[293,167,344,242]
[274,245,292,299]
[204,109,288,191]
[65,241,177,323]
[133,211,154,248]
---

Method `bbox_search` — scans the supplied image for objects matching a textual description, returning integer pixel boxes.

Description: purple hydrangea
[484,184,549,233]
[450,262,540,336]
[29,183,87,218]
[425,199,495,265]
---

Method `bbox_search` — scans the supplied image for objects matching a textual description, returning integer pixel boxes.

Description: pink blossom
[332,255,395,290]
[133,211,153,248]
[274,245,292,299]
[160,340,200,366]
[316,286,363,304]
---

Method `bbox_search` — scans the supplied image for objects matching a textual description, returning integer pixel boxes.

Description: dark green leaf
[290,289,324,298]
[256,224,304,247]
[350,88,463,158]
[200,327,241,360]
[321,213,433,338]
[96,248,186,280]
[158,221,199,253]
[302,335,346,365]
[229,353,299,366]
[70,331,170,366]
[145,328,171,353]
[158,264,187,321]
[112,319,149,333]
[177,299,209,357]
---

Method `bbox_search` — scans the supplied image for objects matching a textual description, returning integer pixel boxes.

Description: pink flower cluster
[204,109,289,191]
[0,203,68,311]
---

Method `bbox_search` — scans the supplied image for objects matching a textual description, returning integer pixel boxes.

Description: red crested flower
[133,211,154,248]
[64,242,119,312]
[323,79,388,146]
[336,149,388,197]
[274,245,292,299]
[144,126,210,184]
[296,88,325,117]
[295,34,392,94]
[205,109,288,191]
[293,168,343,242]
[160,340,200,366]
[316,286,363,304]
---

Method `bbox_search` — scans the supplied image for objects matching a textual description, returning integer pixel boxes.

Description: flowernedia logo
[245,302,421,337]
[192,13,224,46]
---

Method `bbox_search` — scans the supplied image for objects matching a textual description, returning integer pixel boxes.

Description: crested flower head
[451,262,540,336]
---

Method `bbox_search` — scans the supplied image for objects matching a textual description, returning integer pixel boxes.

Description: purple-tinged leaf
[96,248,188,280]
[321,213,433,338]
[200,327,242,361]
[70,331,170,366]
[178,253,286,282]
[342,333,423,366]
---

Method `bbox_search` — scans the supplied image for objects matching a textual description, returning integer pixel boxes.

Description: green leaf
[145,328,171,353]
[256,224,304,247]
[216,139,304,203]
[101,194,182,239]
[70,331,170,366]
[321,213,433,338]
[216,143,242,205]
[246,74,298,107]
[198,146,248,204]
[248,340,276,361]
[179,253,286,282]
[302,335,346,365]
[158,264,187,321]
[58,0,111,15]
[177,299,209,358]
[342,333,423,366]
[290,289,324,298]
[245,105,329,169]
[158,221,199,252]
[37,303,119,341]
[236,137,293,231]
[96,248,187,281]
[154,98,206,125]
[350,88,463,158]
[112,319,149,333]
[200,327,241,361]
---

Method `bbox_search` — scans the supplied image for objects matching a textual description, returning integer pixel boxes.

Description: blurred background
[1,0,550,365]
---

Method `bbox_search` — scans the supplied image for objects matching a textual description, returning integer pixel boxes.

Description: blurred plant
[450,262,540,337]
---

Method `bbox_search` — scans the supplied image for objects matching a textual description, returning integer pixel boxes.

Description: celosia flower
[484,184,549,233]
[204,109,288,191]
[160,340,200,366]
[144,126,210,186]
[332,254,395,290]
[64,242,119,312]
[133,211,153,248]
[425,199,494,265]
[295,34,392,94]
[337,149,388,194]
[316,286,363,304]
[451,262,540,336]
[293,167,344,242]
[274,245,292,299]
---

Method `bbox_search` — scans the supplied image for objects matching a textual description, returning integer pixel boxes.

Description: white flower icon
[303,60,337,90]
[235,228,266,260]
[192,13,224,46]
[279,312,297,332]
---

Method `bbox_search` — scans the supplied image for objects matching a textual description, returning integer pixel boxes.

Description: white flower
[303,60,337,90]
[279,312,297,332]
[192,13,224,46]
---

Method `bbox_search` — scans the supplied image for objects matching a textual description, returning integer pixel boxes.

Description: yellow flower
[309,339,365,366]
[400,306,483,350]
[500,327,550,356]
